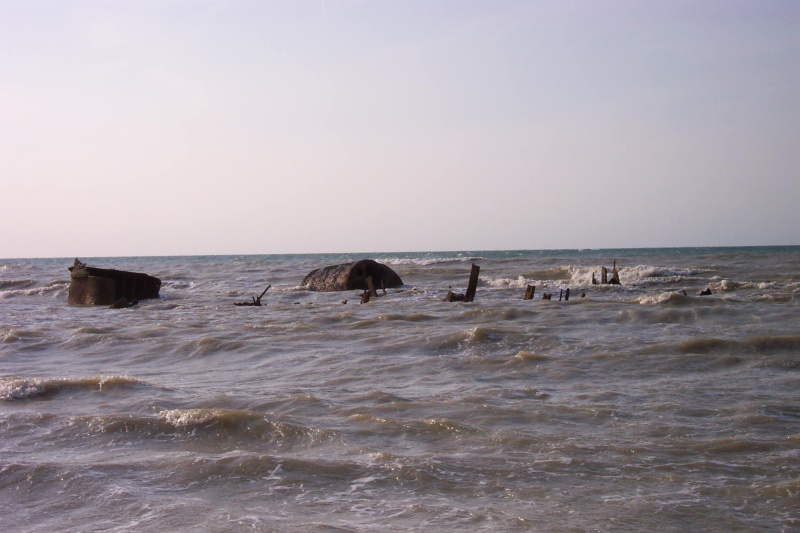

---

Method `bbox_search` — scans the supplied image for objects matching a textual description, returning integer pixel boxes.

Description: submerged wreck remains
[302,259,403,292]
[68,259,161,306]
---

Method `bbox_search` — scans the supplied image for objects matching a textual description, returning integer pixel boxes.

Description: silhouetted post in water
[601,267,608,284]
[565,288,570,301]
[360,290,371,304]
[542,293,552,300]
[464,263,480,303]
[592,272,598,285]
[524,285,535,300]
[559,289,563,301]
[609,261,621,285]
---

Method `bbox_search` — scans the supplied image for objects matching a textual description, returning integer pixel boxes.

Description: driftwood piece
[234,285,271,306]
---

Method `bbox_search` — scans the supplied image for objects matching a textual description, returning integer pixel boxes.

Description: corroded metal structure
[68,259,161,306]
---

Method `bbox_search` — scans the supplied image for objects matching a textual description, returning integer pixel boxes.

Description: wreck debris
[109,298,138,309]
[302,259,403,292]
[465,263,480,303]
[443,290,466,302]
[68,258,161,306]
[234,285,271,306]
[596,261,621,285]
[444,263,480,303]
[524,285,536,300]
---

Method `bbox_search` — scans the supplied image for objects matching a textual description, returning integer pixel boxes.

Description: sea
[1,247,798,532]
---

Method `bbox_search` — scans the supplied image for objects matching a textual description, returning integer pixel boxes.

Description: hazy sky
[2,0,799,258]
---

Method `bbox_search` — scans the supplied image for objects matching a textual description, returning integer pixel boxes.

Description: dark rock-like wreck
[302,259,403,292]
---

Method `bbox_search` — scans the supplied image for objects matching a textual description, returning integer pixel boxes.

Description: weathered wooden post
[565,288,570,301]
[524,285,535,300]
[601,267,608,284]
[609,261,621,285]
[360,290,371,304]
[464,263,480,303]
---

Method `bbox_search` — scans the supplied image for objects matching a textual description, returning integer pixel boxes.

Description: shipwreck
[302,259,403,292]
[68,258,161,306]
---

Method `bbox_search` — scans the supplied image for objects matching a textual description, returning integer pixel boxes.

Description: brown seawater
[2,247,799,531]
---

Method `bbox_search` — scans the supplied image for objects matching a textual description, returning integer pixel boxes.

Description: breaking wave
[0,375,148,401]
[376,256,484,266]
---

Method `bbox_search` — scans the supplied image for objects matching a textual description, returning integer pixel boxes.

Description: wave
[677,336,800,355]
[0,281,69,299]
[347,413,483,440]
[0,375,148,400]
[376,256,484,266]
[637,291,693,305]
[479,264,711,290]
[2,328,48,344]
[0,279,35,290]
[101,408,336,445]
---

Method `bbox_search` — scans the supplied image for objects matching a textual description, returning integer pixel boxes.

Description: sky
[2,0,799,258]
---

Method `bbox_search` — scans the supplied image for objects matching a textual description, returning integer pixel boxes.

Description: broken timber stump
[524,285,535,300]
[68,258,161,306]
[464,263,480,303]
[443,290,466,302]
[302,259,403,292]
[599,261,621,285]
[609,261,621,285]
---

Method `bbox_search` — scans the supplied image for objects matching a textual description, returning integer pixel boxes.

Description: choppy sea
[2,247,799,532]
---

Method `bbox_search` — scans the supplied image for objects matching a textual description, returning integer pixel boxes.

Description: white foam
[376,256,484,266]
[636,291,688,304]
[0,377,47,400]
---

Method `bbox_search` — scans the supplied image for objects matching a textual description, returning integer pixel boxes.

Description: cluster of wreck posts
[66,257,639,309]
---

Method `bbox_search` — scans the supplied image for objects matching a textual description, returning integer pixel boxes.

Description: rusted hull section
[68,259,161,306]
